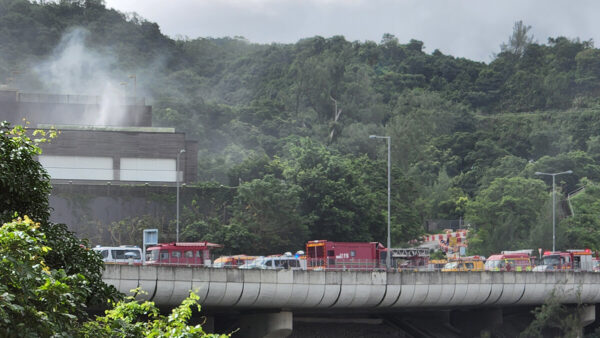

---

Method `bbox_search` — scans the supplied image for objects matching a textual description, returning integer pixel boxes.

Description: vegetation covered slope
[3,0,600,255]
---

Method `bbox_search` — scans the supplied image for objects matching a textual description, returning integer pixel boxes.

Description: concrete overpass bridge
[102,265,600,337]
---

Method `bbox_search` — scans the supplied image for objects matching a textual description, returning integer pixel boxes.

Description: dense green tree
[0,123,52,223]
[555,179,600,251]
[228,175,308,254]
[528,151,600,193]
[0,123,119,309]
[467,177,547,255]
[387,89,474,172]
[562,214,600,251]
[478,155,528,188]
[575,48,600,94]
[0,216,90,336]
[279,137,422,245]
[415,170,468,223]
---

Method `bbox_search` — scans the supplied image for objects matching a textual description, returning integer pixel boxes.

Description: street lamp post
[176,149,186,242]
[369,135,391,270]
[534,170,573,251]
[128,74,137,98]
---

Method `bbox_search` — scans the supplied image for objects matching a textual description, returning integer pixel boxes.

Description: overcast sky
[104,0,600,63]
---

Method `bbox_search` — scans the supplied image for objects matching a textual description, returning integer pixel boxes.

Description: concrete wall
[103,265,600,309]
[49,184,234,245]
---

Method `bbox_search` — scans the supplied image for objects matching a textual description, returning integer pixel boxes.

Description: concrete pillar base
[581,305,595,328]
[239,311,293,338]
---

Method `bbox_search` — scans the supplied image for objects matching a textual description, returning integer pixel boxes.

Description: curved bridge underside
[103,265,600,309]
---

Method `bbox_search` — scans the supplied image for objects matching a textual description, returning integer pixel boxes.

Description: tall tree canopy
[4,0,600,254]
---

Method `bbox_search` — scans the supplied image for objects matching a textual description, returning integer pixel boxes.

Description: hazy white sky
[104,0,600,63]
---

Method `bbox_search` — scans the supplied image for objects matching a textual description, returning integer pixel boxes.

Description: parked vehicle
[145,241,222,266]
[428,259,448,271]
[306,240,385,270]
[484,252,533,271]
[442,256,486,272]
[93,245,142,265]
[533,251,572,271]
[386,247,430,271]
[569,249,594,271]
[238,253,302,270]
[533,249,594,271]
[213,255,257,268]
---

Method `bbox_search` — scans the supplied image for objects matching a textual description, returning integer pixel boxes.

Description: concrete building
[0,88,200,242]
[0,89,197,184]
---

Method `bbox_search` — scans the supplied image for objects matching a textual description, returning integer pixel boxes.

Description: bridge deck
[102,265,600,309]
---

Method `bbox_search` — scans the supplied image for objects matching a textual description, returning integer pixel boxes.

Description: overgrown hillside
[3,0,600,255]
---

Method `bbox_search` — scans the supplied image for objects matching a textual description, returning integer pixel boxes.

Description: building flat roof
[37,124,175,133]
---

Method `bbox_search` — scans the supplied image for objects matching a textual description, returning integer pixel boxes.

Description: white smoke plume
[32,27,132,126]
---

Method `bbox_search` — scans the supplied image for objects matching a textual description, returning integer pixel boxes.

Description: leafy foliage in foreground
[0,216,227,337]
[0,122,120,307]
[0,216,89,336]
[81,291,229,338]
[0,122,52,223]
[0,122,121,335]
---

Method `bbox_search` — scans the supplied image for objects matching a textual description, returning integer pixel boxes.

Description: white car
[532,264,554,272]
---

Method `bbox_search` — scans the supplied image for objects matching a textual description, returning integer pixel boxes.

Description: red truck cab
[535,249,594,271]
[537,251,573,270]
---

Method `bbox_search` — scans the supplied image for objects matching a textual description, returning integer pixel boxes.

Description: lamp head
[179,149,186,154]
[534,172,543,175]
[565,170,573,174]
[369,135,377,139]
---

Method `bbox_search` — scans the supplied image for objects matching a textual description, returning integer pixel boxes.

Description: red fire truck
[306,240,385,270]
[534,249,594,271]
[145,241,223,266]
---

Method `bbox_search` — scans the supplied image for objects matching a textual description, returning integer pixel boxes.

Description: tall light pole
[176,149,186,242]
[534,170,573,251]
[370,135,391,270]
[128,74,137,98]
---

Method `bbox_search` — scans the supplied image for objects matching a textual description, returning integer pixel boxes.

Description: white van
[93,245,142,265]
[238,253,302,270]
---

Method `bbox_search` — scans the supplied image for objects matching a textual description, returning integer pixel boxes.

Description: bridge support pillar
[239,311,293,338]
[580,305,595,328]
[202,316,214,333]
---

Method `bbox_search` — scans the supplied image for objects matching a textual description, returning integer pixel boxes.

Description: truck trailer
[306,240,385,270]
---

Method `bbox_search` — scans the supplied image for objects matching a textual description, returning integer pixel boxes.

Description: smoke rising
[32,27,132,126]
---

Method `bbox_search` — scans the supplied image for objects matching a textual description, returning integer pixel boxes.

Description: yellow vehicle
[441,256,485,272]
[213,255,257,268]
[428,259,448,271]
